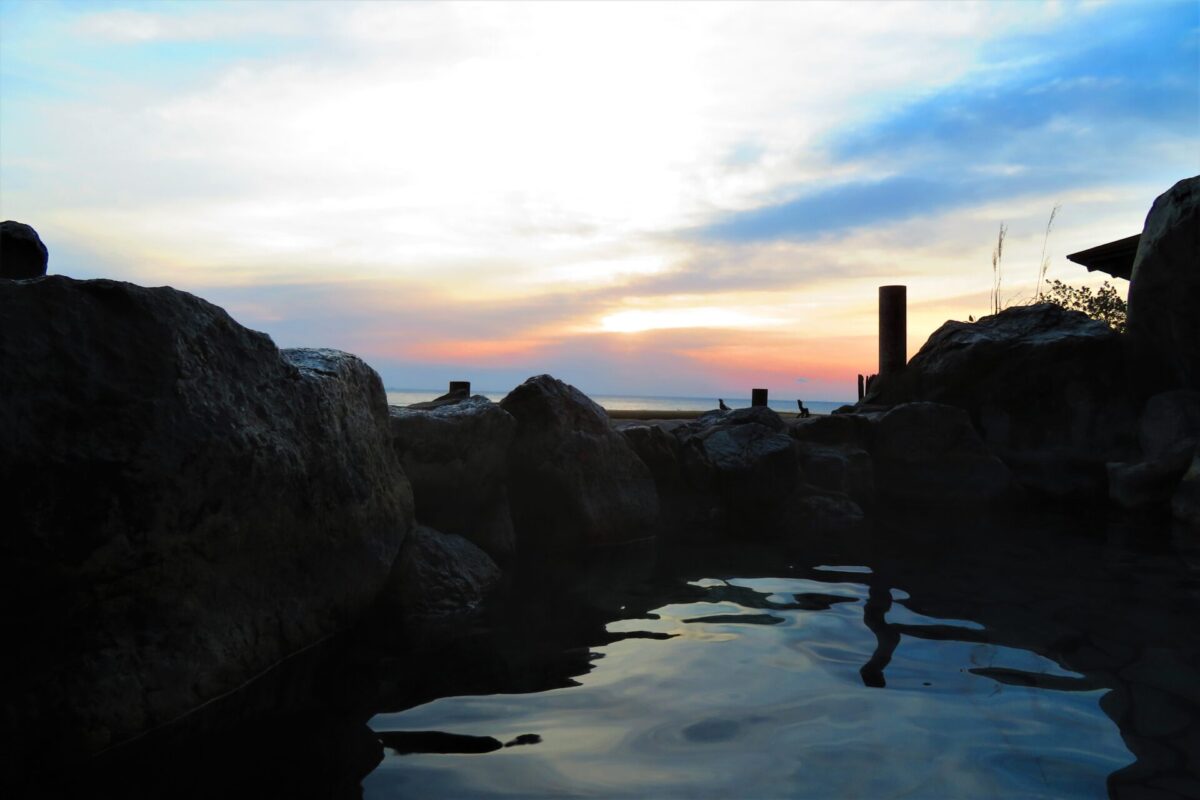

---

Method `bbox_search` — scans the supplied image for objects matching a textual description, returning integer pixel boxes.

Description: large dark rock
[500,375,658,550]
[866,303,1137,499]
[0,277,413,773]
[0,220,48,279]
[675,407,797,512]
[870,402,1011,506]
[1127,176,1200,390]
[389,396,516,560]
[380,525,501,619]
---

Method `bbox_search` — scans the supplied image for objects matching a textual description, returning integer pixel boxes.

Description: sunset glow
[2,0,1197,400]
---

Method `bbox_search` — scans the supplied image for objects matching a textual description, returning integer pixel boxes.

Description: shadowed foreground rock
[0,277,413,777]
[0,220,49,279]
[865,304,1136,500]
[869,402,1012,506]
[380,525,502,620]
[501,375,658,550]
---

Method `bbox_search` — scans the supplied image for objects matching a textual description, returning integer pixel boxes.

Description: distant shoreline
[606,408,820,421]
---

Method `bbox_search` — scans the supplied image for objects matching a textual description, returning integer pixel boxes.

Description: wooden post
[857,373,865,400]
[751,388,768,407]
[879,285,907,376]
[448,381,470,396]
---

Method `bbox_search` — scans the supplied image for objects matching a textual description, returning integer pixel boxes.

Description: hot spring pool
[362,513,1200,799]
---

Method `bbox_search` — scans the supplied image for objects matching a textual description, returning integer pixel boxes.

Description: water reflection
[71,510,1199,798]
[367,510,1200,799]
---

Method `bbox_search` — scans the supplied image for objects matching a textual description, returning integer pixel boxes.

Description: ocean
[385,390,852,416]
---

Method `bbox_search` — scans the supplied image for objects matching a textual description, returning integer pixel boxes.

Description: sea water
[386,390,851,416]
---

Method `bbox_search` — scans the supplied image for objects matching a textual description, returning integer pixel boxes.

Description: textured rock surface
[389,396,516,560]
[674,407,797,518]
[1127,175,1200,390]
[0,277,413,770]
[865,304,1136,499]
[500,375,658,549]
[0,220,48,279]
[870,402,1011,506]
[382,525,501,618]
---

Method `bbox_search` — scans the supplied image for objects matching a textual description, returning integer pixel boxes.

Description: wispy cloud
[1,0,1196,400]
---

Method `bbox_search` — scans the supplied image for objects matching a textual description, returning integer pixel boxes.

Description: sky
[1,0,1197,401]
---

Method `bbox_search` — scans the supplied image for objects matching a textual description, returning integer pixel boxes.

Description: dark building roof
[1065,233,1140,280]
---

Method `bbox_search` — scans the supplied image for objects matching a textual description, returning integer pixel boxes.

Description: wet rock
[500,375,658,550]
[1127,175,1200,390]
[0,277,413,769]
[865,304,1136,500]
[382,525,501,619]
[0,220,48,279]
[870,402,1011,506]
[389,396,516,560]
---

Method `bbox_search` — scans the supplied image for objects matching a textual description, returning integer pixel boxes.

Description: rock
[620,422,687,492]
[794,442,875,506]
[1139,390,1200,464]
[382,525,501,619]
[1171,448,1200,526]
[1107,459,1190,510]
[675,407,797,522]
[500,375,658,550]
[0,220,48,279]
[1127,175,1200,390]
[775,491,866,537]
[0,277,413,771]
[870,402,1011,506]
[865,303,1136,500]
[789,412,872,449]
[389,396,516,560]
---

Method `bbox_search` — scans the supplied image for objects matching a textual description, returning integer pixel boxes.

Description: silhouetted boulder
[0,220,48,279]
[381,525,501,619]
[0,277,413,772]
[870,402,1011,506]
[500,375,658,550]
[389,397,516,560]
[866,304,1136,500]
[1127,176,1200,390]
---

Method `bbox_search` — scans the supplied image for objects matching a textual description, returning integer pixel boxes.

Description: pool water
[363,512,1200,799]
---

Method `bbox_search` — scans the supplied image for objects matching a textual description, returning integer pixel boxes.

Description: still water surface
[362,514,1199,799]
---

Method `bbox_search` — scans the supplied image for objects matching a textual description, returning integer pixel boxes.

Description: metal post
[751,388,768,407]
[448,381,470,396]
[879,285,907,376]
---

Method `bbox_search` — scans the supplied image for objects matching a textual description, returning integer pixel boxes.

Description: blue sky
[1,0,1197,400]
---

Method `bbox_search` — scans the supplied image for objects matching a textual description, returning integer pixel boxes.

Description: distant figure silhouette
[718,398,730,411]
[797,399,810,418]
